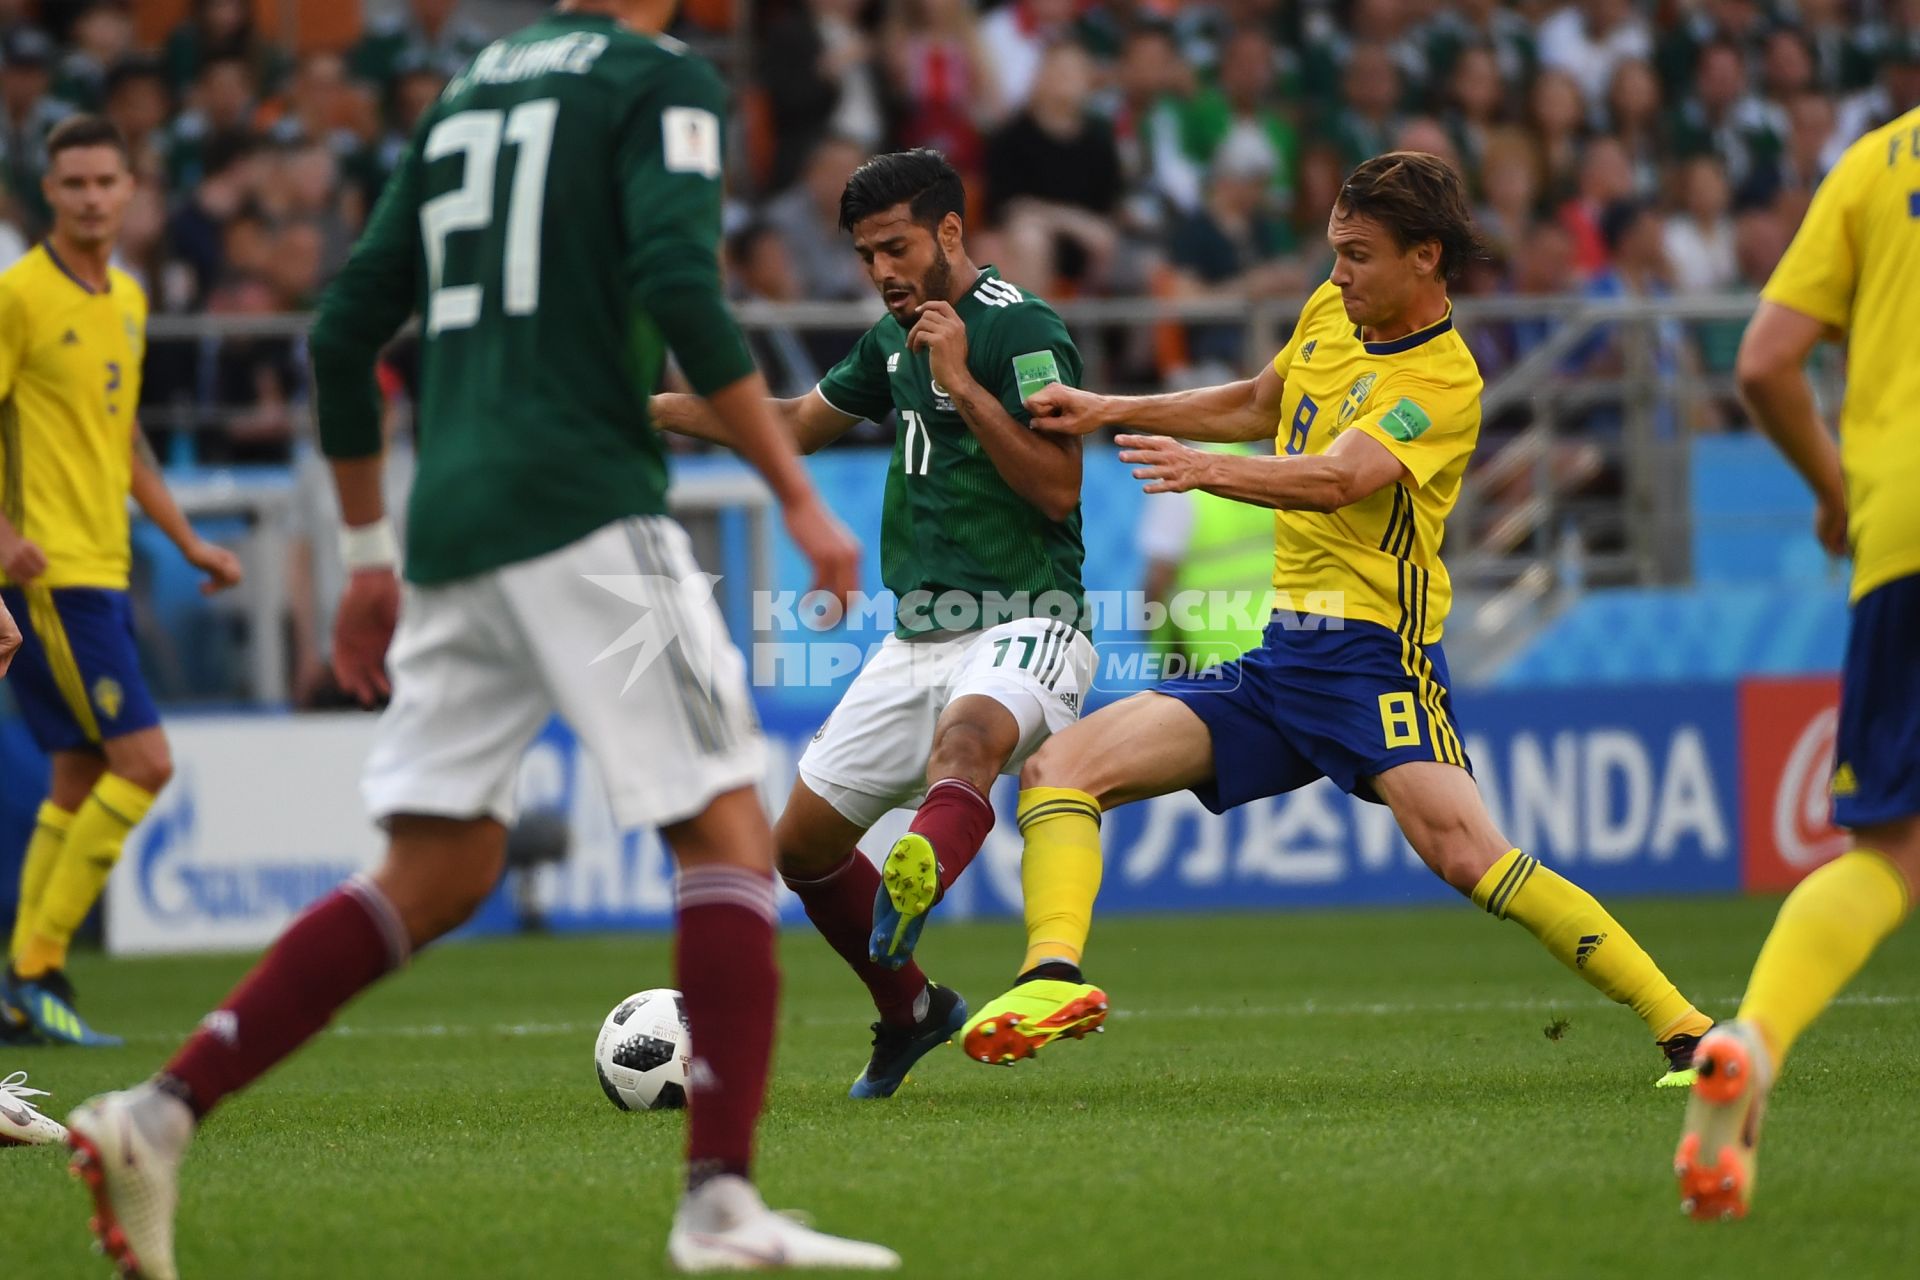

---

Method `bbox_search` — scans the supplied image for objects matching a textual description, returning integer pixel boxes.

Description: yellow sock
[9,802,73,965]
[1737,849,1910,1063]
[1472,849,1708,1042]
[1017,787,1104,975]
[18,775,156,979]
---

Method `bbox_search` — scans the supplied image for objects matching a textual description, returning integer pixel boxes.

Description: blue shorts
[1156,614,1471,812]
[0,585,160,753]
[1832,573,1920,828]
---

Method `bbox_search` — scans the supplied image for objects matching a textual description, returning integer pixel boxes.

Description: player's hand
[185,538,244,595]
[907,301,972,397]
[333,567,400,705]
[783,495,861,615]
[1025,383,1108,436]
[1116,433,1209,494]
[1814,493,1849,558]
[0,594,19,678]
[0,532,48,583]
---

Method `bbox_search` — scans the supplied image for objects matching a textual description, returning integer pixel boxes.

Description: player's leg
[66,569,551,1280]
[1676,575,1918,1219]
[1371,760,1712,1081]
[6,749,95,966]
[68,817,504,1280]
[872,618,1096,969]
[962,690,1219,1065]
[774,780,962,1099]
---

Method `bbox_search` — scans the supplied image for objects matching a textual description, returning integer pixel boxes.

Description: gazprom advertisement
[78,679,1753,956]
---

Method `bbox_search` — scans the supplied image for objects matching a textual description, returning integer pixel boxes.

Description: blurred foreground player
[968,152,1715,1086]
[63,4,898,1275]
[654,149,1092,1100]
[1674,106,1920,1221]
[0,116,242,1049]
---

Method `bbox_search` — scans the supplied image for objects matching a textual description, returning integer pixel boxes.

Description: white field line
[101,991,1920,1047]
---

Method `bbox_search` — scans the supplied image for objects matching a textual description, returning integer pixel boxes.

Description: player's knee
[1406,818,1497,894]
[927,719,1004,785]
[1018,735,1095,797]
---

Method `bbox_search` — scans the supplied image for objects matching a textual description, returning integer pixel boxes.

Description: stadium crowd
[0,0,1907,455]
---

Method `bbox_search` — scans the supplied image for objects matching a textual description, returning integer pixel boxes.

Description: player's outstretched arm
[129,429,243,594]
[1117,426,1407,512]
[1736,300,1849,556]
[652,388,860,456]
[1027,361,1285,444]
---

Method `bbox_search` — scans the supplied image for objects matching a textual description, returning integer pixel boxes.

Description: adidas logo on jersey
[973,277,1024,308]
[1299,339,1316,363]
[887,352,900,373]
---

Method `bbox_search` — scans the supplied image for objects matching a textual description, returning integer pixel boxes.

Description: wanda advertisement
[1738,676,1849,891]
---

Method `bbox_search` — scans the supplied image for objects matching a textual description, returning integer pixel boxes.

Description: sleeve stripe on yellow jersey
[23,584,102,742]
[0,399,21,527]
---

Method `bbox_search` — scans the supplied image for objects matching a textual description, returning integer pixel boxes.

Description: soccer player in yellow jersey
[959,152,1714,1085]
[1673,107,1920,1221]
[0,117,241,1048]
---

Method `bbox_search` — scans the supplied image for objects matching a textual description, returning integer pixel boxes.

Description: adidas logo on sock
[200,1009,239,1046]
[1574,932,1608,968]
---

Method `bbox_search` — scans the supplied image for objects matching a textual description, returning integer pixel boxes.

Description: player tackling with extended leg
[1672,106,1920,1221]
[959,152,1715,1086]
[655,149,1095,1099]
[63,3,898,1274]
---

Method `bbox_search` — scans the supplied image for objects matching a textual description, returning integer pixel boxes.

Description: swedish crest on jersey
[1336,372,1378,428]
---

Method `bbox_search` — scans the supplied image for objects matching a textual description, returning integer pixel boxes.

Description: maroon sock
[913,776,996,895]
[161,877,409,1118]
[676,864,780,1186]
[783,851,928,1026]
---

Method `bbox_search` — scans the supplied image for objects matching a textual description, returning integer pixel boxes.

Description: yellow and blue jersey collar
[1354,303,1452,356]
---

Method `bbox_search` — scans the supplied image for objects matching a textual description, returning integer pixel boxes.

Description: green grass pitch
[4,896,1917,1278]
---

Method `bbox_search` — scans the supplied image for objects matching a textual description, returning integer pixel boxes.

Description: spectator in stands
[1828,37,1920,167]
[1102,21,1190,235]
[1394,117,1463,175]
[725,221,821,400]
[261,142,354,273]
[1794,0,1863,91]
[266,52,363,160]
[1654,0,1769,96]
[1604,58,1664,193]
[1560,136,1638,277]
[983,41,1122,296]
[1525,67,1585,202]
[1757,87,1836,215]
[1425,0,1536,89]
[881,0,1001,176]
[1166,26,1297,218]
[1668,39,1784,191]
[756,0,884,195]
[202,219,316,465]
[762,133,870,302]
[352,62,444,204]
[164,130,260,309]
[1441,43,1506,185]
[1664,155,1737,295]
[1326,42,1402,169]
[1760,27,1818,116]
[103,56,170,180]
[1578,198,1692,437]
[53,1,133,110]
[112,174,165,298]
[1537,0,1653,104]
[1302,0,1429,107]
[351,0,487,86]
[1732,203,1790,288]
[1165,127,1301,370]
[162,0,288,99]
[1475,125,1545,257]
[0,26,74,232]
[163,53,260,191]
[978,0,1078,119]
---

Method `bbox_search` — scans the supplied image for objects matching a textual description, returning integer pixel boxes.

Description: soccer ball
[594,988,692,1112]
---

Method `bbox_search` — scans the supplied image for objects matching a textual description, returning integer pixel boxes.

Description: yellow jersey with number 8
[0,244,146,590]
[1762,104,1920,600]
[1269,280,1484,645]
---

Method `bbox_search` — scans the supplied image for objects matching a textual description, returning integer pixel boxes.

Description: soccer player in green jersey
[655,150,1094,1100]
[62,4,899,1274]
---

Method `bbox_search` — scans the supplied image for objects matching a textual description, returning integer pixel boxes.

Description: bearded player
[1673,105,1920,1221]
[0,116,243,1050]
[62,3,900,1274]
[655,148,1093,1099]
[963,152,1715,1087]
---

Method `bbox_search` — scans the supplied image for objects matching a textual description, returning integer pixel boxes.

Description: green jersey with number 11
[816,267,1086,638]
[311,12,755,585]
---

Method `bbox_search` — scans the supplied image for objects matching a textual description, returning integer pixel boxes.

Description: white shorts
[363,516,765,830]
[797,616,1095,829]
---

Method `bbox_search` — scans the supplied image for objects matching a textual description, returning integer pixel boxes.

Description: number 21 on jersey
[421,98,559,333]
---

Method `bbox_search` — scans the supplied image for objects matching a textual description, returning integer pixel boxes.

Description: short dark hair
[105,55,170,102]
[1599,197,1653,253]
[1334,151,1482,283]
[837,148,965,234]
[46,114,130,165]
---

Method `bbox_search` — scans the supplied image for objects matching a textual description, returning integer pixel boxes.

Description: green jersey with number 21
[312,13,752,585]
[816,267,1087,638]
